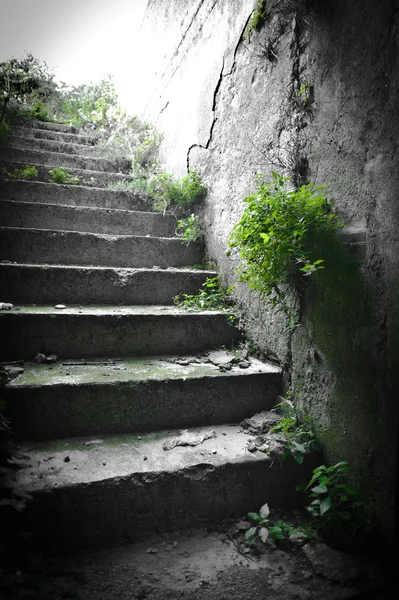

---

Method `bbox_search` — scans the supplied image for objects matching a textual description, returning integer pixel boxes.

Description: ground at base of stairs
[1,520,389,600]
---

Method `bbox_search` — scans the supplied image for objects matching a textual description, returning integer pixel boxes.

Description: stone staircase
[0,120,313,553]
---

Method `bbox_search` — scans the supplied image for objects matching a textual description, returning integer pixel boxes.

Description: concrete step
[4,353,280,440]
[0,227,201,268]
[16,119,90,135]
[0,146,130,173]
[7,135,103,157]
[13,425,317,550]
[0,305,240,360]
[0,200,176,236]
[0,264,214,305]
[0,179,148,210]
[11,125,97,145]
[0,161,133,187]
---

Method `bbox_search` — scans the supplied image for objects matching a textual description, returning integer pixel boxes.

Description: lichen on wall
[137,0,398,537]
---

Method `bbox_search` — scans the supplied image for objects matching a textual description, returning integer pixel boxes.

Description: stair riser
[8,135,103,157]
[0,201,176,236]
[16,120,87,134]
[11,126,97,145]
[0,313,240,360]
[5,373,279,440]
[0,147,130,173]
[0,180,148,210]
[0,265,213,305]
[0,228,202,268]
[1,162,132,187]
[21,457,318,551]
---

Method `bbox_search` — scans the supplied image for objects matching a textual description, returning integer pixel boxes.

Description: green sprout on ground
[49,166,81,185]
[148,170,206,214]
[245,503,312,545]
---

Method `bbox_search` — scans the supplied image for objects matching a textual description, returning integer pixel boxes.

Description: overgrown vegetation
[227,172,342,325]
[49,166,81,185]
[147,170,206,214]
[243,0,268,40]
[299,462,375,551]
[174,276,237,324]
[269,397,319,464]
[176,214,203,245]
[2,164,38,180]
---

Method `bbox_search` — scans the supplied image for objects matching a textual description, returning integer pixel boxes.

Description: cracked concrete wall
[137,0,398,537]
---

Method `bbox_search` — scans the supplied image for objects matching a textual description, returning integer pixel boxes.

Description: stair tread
[7,353,279,388]
[1,304,227,315]
[14,424,274,491]
[0,224,178,240]
[0,198,158,217]
[0,262,213,274]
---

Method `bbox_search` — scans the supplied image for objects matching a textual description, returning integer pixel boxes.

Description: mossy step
[4,353,280,439]
[0,264,213,305]
[0,226,202,268]
[0,305,240,360]
[0,199,176,236]
[11,125,97,146]
[0,146,130,174]
[0,179,148,210]
[0,161,133,187]
[14,424,317,550]
[6,135,103,157]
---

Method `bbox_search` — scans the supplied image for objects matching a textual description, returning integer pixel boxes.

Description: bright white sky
[0,0,148,111]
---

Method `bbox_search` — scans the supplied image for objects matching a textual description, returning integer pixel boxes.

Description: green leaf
[245,527,258,541]
[259,527,269,543]
[260,233,270,243]
[248,512,262,522]
[294,451,304,464]
[259,503,270,519]
[311,485,328,494]
[320,496,332,515]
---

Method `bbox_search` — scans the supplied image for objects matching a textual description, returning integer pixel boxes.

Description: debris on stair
[0,302,13,310]
[163,429,217,451]
[55,304,66,309]
[241,411,280,434]
[33,353,58,364]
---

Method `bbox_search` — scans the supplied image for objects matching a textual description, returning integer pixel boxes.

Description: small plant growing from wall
[227,172,342,324]
[2,165,38,180]
[49,167,81,185]
[243,0,269,41]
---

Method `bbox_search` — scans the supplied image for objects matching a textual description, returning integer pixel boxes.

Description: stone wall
[137,0,399,537]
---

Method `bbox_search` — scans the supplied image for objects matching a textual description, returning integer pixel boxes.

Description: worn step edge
[0,199,177,237]
[15,119,92,135]
[0,179,149,211]
[14,425,319,550]
[6,135,103,157]
[0,226,202,268]
[11,125,98,145]
[0,146,131,174]
[4,355,280,439]
[0,264,214,305]
[0,305,240,360]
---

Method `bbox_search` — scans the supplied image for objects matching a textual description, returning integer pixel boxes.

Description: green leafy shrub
[176,214,203,245]
[29,100,54,122]
[301,462,375,550]
[227,172,342,319]
[49,166,81,185]
[2,165,38,180]
[148,170,206,213]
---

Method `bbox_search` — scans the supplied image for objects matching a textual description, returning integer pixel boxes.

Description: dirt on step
[10,520,387,600]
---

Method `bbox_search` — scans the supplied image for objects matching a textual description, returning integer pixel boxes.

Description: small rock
[238,360,250,369]
[55,304,66,309]
[64,456,71,463]
[45,354,58,363]
[102,462,106,466]
[247,441,257,452]
[143,455,148,461]
[146,547,158,554]
[34,353,46,364]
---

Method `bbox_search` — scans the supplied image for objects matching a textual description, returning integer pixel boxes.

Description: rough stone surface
[0,264,214,305]
[135,0,399,537]
[4,355,280,439]
[0,305,241,360]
